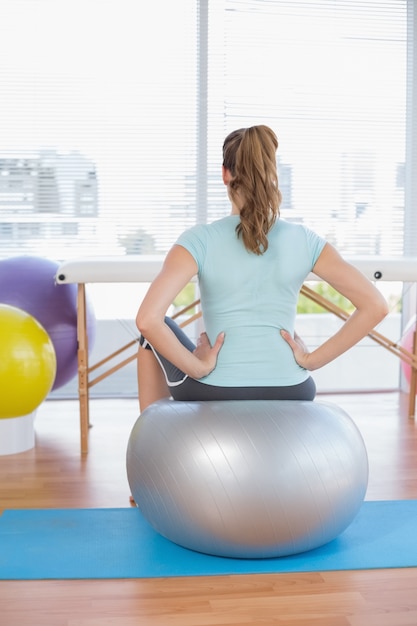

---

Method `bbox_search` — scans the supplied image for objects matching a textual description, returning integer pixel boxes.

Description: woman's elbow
[136,311,153,337]
[373,295,389,324]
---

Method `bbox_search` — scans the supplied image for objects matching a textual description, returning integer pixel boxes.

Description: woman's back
[176,215,325,387]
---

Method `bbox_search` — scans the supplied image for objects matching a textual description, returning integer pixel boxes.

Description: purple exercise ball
[0,255,96,390]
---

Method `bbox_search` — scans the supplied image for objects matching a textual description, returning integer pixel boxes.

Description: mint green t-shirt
[176,216,326,387]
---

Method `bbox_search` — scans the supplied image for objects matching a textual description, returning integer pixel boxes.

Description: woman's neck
[227,184,243,215]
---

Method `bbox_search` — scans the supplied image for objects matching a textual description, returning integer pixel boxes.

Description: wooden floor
[1,391,417,625]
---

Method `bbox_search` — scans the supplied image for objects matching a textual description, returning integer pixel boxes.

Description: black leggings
[140,317,316,402]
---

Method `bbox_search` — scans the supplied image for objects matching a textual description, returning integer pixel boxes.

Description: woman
[136,125,388,412]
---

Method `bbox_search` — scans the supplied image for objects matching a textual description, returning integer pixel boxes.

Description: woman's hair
[222,125,282,255]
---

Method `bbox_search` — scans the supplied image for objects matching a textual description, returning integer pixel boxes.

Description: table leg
[77,284,90,453]
[408,330,417,419]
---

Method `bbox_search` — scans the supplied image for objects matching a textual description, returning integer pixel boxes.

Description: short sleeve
[175,225,208,275]
[303,226,327,268]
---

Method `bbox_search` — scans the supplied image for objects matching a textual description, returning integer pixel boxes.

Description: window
[0,0,198,258]
[208,0,409,257]
[0,0,413,263]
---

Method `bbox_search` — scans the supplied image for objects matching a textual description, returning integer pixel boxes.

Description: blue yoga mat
[0,500,415,580]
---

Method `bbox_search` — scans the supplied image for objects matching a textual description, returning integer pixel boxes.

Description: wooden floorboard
[0,391,417,625]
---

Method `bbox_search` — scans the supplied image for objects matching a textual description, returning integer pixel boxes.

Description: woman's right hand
[280,243,388,373]
[193,331,225,378]
[280,330,311,370]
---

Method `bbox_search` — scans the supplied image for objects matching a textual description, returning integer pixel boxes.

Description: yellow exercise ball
[0,304,57,418]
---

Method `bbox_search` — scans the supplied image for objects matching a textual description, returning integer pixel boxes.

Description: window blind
[207,0,409,257]
[0,0,412,261]
[0,0,198,259]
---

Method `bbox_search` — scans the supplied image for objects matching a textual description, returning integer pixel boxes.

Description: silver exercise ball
[126,399,368,558]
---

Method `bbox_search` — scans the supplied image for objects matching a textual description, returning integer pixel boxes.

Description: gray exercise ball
[126,399,368,558]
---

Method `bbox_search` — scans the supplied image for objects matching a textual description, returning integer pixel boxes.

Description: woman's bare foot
[129,494,137,506]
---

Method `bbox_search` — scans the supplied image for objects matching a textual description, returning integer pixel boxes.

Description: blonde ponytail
[223,125,282,254]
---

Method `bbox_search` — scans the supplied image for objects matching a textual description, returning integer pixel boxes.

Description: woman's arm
[136,244,224,379]
[281,243,389,370]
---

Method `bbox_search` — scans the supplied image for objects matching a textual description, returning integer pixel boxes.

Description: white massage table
[56,255,417,453]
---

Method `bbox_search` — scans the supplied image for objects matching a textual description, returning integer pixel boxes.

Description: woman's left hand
[193,331,225,378]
